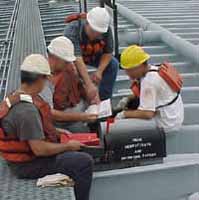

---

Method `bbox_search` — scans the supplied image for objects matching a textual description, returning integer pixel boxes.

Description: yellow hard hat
[120,45,150,69]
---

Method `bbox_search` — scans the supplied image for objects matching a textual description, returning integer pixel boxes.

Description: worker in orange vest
[64,7,119,101]
[116,45,184,133]
[0,54,93,200]
[40,36,98,132]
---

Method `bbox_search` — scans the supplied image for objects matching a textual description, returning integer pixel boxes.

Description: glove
[115,111,125,120]
[116,97,129,110]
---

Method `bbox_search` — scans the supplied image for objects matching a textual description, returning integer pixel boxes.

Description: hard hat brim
[21,69,51,76]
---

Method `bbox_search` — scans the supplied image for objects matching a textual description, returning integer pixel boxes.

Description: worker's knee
[108,57,119,73]
[99,57,119,100]
[60,151,93,170]
[77,152,94,170]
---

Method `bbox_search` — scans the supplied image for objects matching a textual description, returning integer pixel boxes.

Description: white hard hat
[87,7,110,33]
[21,54,51,75]
[47,36,76,62]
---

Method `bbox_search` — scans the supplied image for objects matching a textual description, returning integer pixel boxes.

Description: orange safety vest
[64,13,107,64]
[131,62,183,108]
[52,64,87,110]
[0,95,59,163]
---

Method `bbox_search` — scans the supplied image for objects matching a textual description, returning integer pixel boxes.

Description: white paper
[86,99,112,119]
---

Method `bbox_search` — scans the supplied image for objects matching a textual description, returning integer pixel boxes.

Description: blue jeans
[9,152,93,200]
[90,56,119,100]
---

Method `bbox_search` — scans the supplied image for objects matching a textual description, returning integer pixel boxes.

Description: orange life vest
[80,41,106,64]
[52,64,87,110]
[0,95,59,163]
[64,13,107,64]
[131,62,183,107]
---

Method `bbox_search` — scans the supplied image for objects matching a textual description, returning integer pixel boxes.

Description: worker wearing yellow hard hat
[116,45,184,134]
[121,45,150,70]
[120,45,151,80]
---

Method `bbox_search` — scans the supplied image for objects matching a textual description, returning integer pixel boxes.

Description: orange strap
[130,80,140,97]
[64,13,87,24]
[106,118,115,134]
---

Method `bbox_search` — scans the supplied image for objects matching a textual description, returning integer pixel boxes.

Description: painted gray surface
[91,154,199,200]
[117,3,199,65]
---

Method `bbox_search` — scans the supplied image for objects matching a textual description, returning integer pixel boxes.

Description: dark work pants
[9,152,93,200]
[89,56,119,101]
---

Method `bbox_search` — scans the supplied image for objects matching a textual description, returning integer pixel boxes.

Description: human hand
[116,97,130,110]
[91,70,102,85]
[84,113,98,122]
[115,111,125,120]
[66,140,86,151]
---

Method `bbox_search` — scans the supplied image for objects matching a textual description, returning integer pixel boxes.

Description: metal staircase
[0,0,199,200]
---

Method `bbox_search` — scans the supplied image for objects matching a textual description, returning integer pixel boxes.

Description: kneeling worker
[64,7,119,100]
[40,36,98,132]
[1,54,93,200]
[116,45,184,133]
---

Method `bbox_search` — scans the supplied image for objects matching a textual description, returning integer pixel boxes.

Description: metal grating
[0,158,76,200]
[6,0,47,94]
[117,0,199,45]
[0,0,19,99]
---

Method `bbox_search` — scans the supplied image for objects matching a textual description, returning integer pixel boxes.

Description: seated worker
[40,36,98,132]
[116,45,184,133]
[64,7,119,100]
[1,54,93,200]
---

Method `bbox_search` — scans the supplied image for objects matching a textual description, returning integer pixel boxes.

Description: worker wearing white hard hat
[21,54,51,75]
[47,36,76,62]
[64,6,119,101]
[20,54,51,93]
[40,36,98,132]
[1,54,93,200]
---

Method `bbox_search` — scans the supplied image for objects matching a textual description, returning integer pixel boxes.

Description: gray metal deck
[0,158,75,200]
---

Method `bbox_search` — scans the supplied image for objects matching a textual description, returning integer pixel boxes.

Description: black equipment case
[102,119,166,164]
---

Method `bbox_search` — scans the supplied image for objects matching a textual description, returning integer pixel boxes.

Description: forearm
[51,109,86,122]
[75,57,92,86]
[29,140,70,157]
[98,53,112,74]
[124,109,155,119]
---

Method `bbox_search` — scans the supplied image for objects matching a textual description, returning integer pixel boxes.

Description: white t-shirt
[138,65,184,132]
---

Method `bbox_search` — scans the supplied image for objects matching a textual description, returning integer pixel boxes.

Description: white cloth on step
[36,173,74,187]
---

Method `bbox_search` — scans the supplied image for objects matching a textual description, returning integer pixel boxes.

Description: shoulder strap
[148,69,159,73]
[148,68,180,109]
[64,13,87,24]
[156,92,180,109]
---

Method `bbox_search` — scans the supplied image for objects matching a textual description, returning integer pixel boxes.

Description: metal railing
[0,0,20,99]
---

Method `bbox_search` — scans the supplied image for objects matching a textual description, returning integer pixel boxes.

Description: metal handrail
[0,0,20,99]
